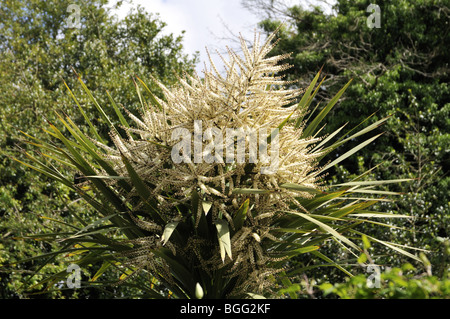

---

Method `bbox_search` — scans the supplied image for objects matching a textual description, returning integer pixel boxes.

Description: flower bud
[195,282,204,299]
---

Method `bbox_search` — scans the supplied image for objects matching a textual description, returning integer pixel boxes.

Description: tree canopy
[245,0,449,277]
[0,0,197,298]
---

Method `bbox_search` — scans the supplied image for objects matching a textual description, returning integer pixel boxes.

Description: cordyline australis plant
[15,29,422,299]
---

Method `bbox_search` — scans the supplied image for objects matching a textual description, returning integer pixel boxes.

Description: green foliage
[0,0,197,298]
[320,263,450,299]
[276,238,450,299]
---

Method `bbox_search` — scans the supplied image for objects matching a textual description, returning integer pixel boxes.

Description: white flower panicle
[99,29,326,296]
[104,30,323,206]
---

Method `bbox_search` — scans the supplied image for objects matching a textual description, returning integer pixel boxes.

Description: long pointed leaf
[302,79,353,138]
[215,219,232,262]
[321,133,382,172]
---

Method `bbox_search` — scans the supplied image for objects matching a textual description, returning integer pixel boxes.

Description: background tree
[242,0,449,284]
[0,0,197,298]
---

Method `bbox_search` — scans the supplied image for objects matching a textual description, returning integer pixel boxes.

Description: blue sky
[110,0,334,73]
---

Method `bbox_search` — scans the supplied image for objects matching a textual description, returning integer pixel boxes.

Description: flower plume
[89,29,328,296]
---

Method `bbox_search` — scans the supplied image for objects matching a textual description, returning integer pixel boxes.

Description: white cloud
[109,0,335,73]
[110,0,261,73]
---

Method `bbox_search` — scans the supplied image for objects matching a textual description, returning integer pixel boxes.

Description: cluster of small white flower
[95,29,325,295]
